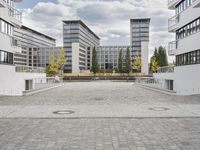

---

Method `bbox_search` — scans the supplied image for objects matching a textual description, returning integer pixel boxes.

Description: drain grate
[94,97,104,101]
[53,110,75,114]
[148,107,170,111]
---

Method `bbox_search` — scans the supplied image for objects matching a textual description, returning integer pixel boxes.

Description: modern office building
[130,18,150,75]
[97,46,130,70]
[63,19,150,74]
[14,25,56,67]
[38,47,62,68]
[153,0,200,95]
[0,0,46,96]
[63,20,100,73]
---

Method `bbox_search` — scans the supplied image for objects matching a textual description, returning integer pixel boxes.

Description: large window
[0,50,13,64]
[176,0,192,14]
[0,19,14,36]
[176,17,200,40]
[176,49,200,66]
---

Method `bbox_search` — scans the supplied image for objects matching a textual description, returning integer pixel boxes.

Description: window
[176,49,200,66]
[0,50,13,64]
[176,0,193,14]
[176,17,200,40]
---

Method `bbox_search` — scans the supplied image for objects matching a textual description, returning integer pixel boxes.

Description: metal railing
[158,66,175,73]
[15,65,45,73]
[168,41,177,55]
[168,14,179,29]
[135,77,165,89]
[9,7,22,22]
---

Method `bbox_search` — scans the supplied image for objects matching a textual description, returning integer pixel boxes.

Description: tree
[132,56,141,72]
[91,47,99,75]
[125,47,131,73]
[57,48,66,75]
[156,46,168,67]
[118,49,123,73]
[46,53,58,76]
[151,56,159,73]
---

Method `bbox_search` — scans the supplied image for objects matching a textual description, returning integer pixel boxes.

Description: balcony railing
[15,65,45,73]
[158,66,175,73]
[168,0,180,8]
[9,7,22,22]
[168,14,179,30]
[168,41,178,55]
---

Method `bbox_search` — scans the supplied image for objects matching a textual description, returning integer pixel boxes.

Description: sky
[16,0,175,59]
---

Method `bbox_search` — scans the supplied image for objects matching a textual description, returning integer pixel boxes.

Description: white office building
[0,0,46,96]
[153,0,200,95]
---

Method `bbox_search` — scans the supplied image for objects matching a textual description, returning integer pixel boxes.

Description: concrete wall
[72,43,80,73]
[141,41,149,75]
[0,65,46,96]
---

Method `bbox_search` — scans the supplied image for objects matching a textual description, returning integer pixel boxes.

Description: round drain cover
[53,110,75,114]
[149,107,170,111]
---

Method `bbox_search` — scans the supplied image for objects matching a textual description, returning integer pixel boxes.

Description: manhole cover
[149,107,170,111]
[53,110,75,114]
[94,98,104,101]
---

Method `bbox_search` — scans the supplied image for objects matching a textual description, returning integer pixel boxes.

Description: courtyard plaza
[0,81,200,150]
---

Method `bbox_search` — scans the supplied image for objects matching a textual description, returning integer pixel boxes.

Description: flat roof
[62,20,100,40]
[130,18,151,22]
[21,25,56,41]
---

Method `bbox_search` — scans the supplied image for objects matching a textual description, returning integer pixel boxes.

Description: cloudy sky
[16,0,175,58]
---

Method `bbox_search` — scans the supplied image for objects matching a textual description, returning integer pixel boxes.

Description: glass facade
[0,50,13,64]
[176,17,200,40]
[176,49,200,66]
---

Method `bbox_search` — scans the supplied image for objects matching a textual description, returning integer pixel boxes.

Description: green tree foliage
[150,46,168,73]
[151,56,159,73]
[156,46,168,67]
[46,53,58,76]
[118,49,123,73]
[91,47,99,75]
[132,56,141,72]
[57,48,66,75]
[125,47,131,73]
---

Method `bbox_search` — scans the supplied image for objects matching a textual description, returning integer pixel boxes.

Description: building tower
[63,20,100,73]
[130,18,150,75]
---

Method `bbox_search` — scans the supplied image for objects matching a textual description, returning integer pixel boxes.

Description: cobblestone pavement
[0,118,200,150]
[0,82,200,149]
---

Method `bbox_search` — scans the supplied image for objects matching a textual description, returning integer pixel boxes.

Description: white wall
[174,64,200,95]
[177,32,200,55]
[72,43,80,73]
[0,65,46,96]
[141,41,149,75]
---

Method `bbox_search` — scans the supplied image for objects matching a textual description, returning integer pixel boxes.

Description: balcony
[9,7,22,25]
[168,41,178,56]
[15,65,45,73]
[11,37,22,53]
[168,14,179,32]
[0,0,6,7]
[168,0,182,9]
[158,65,175,73]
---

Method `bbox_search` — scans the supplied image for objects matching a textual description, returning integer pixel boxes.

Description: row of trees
[150,46,168,73]
[46,48,66,76]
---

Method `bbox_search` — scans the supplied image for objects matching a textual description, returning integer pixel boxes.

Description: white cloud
[21,0,175,61]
